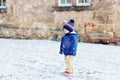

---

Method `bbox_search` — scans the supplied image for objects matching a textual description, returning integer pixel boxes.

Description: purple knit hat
[63,19,75,32]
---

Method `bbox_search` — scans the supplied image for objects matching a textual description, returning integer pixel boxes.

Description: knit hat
[63,19,75,32]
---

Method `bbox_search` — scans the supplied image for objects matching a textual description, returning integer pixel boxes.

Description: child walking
[59,19,78,75]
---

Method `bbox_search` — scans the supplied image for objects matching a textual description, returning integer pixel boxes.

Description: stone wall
[0,0,58,40]
[53,0,120,44]
[0,0,120,45]
[6,0,55,25]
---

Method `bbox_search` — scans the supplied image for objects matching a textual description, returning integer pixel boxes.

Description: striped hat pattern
[63,19,75,32]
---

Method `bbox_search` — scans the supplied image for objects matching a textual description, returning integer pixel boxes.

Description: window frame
[76,0,91,6]
[58,0,72,7]
[0,0,6,9]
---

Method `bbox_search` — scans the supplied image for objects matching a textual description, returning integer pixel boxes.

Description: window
[58,0,72,7]
[0,0,6,9]
[54,0,92,11]
[76,0,91,6]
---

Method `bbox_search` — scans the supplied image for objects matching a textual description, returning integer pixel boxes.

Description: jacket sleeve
[59,41,62,54]
[70,34,78,56]
[59,37,63,54]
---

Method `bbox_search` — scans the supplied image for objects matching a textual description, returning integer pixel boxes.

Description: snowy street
[0,38,120,80]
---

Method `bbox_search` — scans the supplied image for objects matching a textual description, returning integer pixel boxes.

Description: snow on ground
[0,38,120,80]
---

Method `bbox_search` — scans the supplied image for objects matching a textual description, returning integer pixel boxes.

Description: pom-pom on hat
[63,19,75,32]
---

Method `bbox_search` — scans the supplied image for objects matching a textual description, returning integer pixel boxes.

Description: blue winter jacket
[60,31,78,56]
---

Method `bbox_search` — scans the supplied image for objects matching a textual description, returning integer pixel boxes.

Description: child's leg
[64,55,74,73]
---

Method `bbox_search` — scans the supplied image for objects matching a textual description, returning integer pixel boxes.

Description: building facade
[0,0,120,44]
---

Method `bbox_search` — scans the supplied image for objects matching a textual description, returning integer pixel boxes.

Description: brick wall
[0,0,120,45]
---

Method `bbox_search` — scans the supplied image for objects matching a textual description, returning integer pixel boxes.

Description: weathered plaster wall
[0,0,120,44]
[6,0,55,26]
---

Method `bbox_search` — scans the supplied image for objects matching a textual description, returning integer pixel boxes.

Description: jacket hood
[69,31,77,35]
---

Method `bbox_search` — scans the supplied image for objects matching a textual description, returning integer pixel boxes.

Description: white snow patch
[0,38,120,80]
